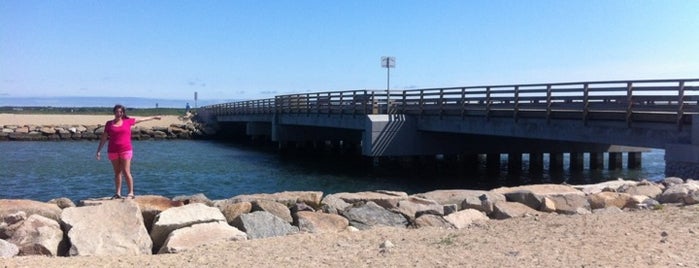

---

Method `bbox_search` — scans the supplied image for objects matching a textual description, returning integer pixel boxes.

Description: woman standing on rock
[95,104,161,199]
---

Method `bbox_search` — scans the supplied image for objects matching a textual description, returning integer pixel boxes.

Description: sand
[3,205,698,267]
[0,114,186,128]
[3,114,699,266]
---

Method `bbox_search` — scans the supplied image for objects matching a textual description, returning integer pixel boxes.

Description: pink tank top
[105,118,136,153]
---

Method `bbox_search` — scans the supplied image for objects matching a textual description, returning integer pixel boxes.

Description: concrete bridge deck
[201,79,699,178]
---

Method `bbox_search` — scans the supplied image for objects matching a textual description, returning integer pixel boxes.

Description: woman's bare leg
[122,158,134,197]
[110,159,123,196]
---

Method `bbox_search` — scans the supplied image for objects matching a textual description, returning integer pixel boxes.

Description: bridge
[200,78,699,178]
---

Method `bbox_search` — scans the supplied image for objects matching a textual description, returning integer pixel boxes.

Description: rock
[491,201,541,219]
[230,191,324,208]
[684,190,699,205]
[546,194,591,215]
[494,184,584,196]
[0,239,19,258]
[8,214,66,256]
[0,199,62,222]
[172,193,213,206]
[320,194,351,214]
[158,222,247,254]
[413,214,454,229]
[618,183,663,199]
[657,183,699,204]
[132,195,185,232]
[47,197,75,209]
[327,191,408,210]
[340,201,409,230]
[416,190,504,210]
[394,196,444,221]
[61,200,152,256]
[217,202,252,225]
[443,209,489,229]
[251,200,293,223]
[295,211,349,233]
[1,211,27,239]
[231,211,299,239]
[661,177,685,187]
[150,203,226,252]
[502,190,544,210]
[587,192,633,209]
[539,197,557,213]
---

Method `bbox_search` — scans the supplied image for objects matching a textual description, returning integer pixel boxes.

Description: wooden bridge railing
[202,78,699,127]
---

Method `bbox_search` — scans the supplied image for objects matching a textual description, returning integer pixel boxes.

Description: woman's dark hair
[113,104,130,119]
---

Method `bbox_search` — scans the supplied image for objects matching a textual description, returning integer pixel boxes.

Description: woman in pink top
[95,104,161,199]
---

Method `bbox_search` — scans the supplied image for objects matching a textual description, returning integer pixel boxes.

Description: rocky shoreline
[0,122,209,141]
[1,177,698,259]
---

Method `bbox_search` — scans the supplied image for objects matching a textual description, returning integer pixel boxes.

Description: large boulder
[326,191,408,210]
[61,200,152,256]
[8,214,66,256]
[546,194,591,215]
[158,222,247,254]
[150,203,226,252]
[571,179,640,194]
[657,182,699,204]
[340,201,409,230]
[617,183,663,199]
[587,192,633,209]
[132,195,185,232]
[231,211,299,239]
[295,211,349,233]
[394,196,444,221]
[490,201,541,219]
[216,202,252,225]
[320,194,351,214]
[229,191,324,208]
[251,200,292,223]
[443,209,489,229]
[415,190,504,210]
[493,184,584,196]
[413,214,454,229]
[0,199,62,222]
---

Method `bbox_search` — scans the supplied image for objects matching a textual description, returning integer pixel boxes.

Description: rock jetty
[0,123,208,141]
[1,177,698,258]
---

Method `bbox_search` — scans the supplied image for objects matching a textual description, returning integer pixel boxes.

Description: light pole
[381,56,395,107]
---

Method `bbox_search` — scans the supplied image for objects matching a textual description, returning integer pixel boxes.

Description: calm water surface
[1,140,666,203]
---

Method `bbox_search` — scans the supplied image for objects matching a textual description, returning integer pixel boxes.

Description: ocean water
[0,140,666,203]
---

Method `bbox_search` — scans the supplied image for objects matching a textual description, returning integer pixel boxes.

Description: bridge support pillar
[665,143,699,179]
[486,154,500,172]
[459,153,479,170]
[570,152,584,171]
[549,153,564,172]
[628,152,642,169]
[608,152,623,170]
[529,153,543,173]
[590,153,604,170]
[508,153,522,173]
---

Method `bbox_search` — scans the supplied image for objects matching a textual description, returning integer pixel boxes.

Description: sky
[1,1,698,102]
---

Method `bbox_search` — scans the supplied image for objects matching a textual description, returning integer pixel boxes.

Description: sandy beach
[0,114,186,128]
[3,204,698,267]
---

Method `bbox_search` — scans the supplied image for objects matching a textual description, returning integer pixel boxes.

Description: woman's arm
[96,130,108,160]
[134,115,162,125]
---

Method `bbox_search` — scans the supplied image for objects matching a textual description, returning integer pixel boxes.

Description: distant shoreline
[0,114,187,128]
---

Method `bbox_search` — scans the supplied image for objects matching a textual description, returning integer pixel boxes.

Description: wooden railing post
[513,86,520,122]
[677,80,686,130]
[582,83,589,126]
[626,82,634,127]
